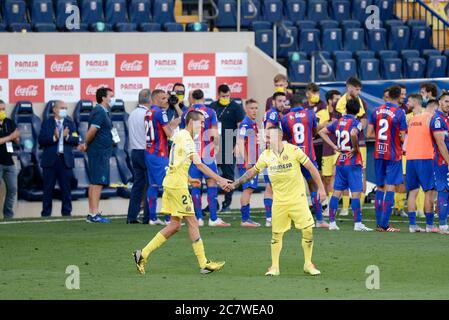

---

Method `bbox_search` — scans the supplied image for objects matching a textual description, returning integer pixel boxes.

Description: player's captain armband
[72,132,79,138]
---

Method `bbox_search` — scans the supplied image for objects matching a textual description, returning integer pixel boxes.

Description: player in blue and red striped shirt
[319,99,372,232]
[236,99,262,227]
[367,86,407,232]
[282,94,329,228]
[180,89,230,227]
[144,90,175,225]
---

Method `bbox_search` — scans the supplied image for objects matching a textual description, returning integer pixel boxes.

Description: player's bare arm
[232,166,258,189]
[303,160,326,203]
[366,124,375,139]
[433,131,449,168]
[318,127,339,152]
[350,128,360,157]
[163,123,175,138]
[191,152,232,191]
[210,126,220,157]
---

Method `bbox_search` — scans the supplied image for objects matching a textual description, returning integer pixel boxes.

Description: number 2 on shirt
[336,129,351,151]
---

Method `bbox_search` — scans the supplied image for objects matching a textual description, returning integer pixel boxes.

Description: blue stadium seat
[410,26,432,52]
[314,59,335,81]
[311,50,331,60]
[128,0,152,24]
[105,0,127,24]
[340,19,361,32]
[255,29,273,56]
[384,19,404,32]
[241,0,260,28]
[344,28,365,51]
[358,58,380,80]
[333,50,352,61]
[285,0,306,22]
[308,0,328,21]
[406,19,426,28]
[116,22,137,31]
[288,51,308,60]
[262,0,283,23]
[336,58,357,81]
[186,22,208,32]
[250,20,271,31]
[3,0,27,24]
[401,49,420,60]
[299,28,320,54]
[296,20,316,30]
[42,100,56,120]
[55,0,78,30]
[374,0,394,21]
[139,22,161,31]
[389,26,410,51]
[288,57,311,82]
[366,28,387,51]
[216,0,237,28]
[322,28,342,52]
[81,0,104,26]
[30,0,54,24]
[34,22,57,31]
[71,151,89,199]
[318,19,339,31]
[404,57,426,79]
[73,100,94,140]
[110,100,129,153]
[426,55,447,78]
[377,50,398,62]
[330,0,350,22]
[152,0,175,24]
[381,58,402,79]
[12,101,42,154]
[422,49,442,60]
[354,50,375,62]
[277,23,298,58]
[8,22,31,31]
[164,22,183,32]
[351,0,372,22]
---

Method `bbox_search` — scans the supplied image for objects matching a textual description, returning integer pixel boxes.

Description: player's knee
[302,227,313,242]
[271,232,283,244]
[189,179,201,188]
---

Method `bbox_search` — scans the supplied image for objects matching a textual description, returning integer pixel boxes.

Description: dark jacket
[38,116,79,168]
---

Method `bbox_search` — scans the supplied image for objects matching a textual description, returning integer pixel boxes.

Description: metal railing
[396,0,449,50]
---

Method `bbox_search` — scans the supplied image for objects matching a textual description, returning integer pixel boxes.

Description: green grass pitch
[1,209,449,300]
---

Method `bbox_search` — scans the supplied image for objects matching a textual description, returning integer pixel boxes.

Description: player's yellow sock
[192,239,208,269]
[394,192,400,209]
[271,232,283,271]
[342,195,350,210]
[301,227,314,266]
[142,232,167,260]
[360,193,365,205]
[417,189,425,213]
[328,192,333,200]
[397,193,406,210]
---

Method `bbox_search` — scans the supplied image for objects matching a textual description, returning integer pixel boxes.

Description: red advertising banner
[115,54,149,77]
[0,55,8,78]
[216,77,247,99]
[80,78,115,100]
[183,53,215,77]
[45,54,80,78]
[9,79,45,103]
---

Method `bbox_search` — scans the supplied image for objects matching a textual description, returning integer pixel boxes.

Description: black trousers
[41,155,73,216]
[219,163,235,205]
[127,150,150,223]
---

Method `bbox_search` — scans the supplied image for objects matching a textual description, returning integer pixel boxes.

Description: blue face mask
[422,96,429,105]
[59,109,68,118]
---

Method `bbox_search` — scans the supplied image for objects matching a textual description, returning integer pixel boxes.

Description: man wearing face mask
[79,87,114,223]
[265,74,293,113]
[420,82,438,107]
[0,100,20,219]
[38,101,79,217]
[210,84,246,213]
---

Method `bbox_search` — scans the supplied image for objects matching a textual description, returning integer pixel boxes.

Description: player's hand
[77,143,87,152]
[170,117,181,128]
[217,178,233,192]
[317,187,327,204]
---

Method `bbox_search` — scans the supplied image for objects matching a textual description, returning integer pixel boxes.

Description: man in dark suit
[38,100,79,217]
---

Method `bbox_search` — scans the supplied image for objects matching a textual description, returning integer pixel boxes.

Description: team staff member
[79,87,115,224]
[210,84,246,213]
[38,100,79,217]
[0,100,20,219]
[166,82,187,122]
[265,74,292,113]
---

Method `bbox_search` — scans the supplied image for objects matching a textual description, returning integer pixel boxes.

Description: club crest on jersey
[282,154,288,160]
[435,119,441,129]
[269,112,277,120]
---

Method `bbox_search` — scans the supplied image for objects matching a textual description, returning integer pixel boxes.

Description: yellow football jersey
[163,129,197,189]
[254,143,310,206]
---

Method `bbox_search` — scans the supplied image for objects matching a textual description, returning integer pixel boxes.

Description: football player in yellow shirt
[231,126,326,276]
[133,110,233,275]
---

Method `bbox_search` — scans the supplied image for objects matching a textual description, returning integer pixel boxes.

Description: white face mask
[109,97,116,107]
[59,109,68,118]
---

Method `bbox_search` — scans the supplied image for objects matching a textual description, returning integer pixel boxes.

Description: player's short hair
[0,99,5,105]
[346,77,362,88]
[346,98,361,115]
[383,86,391,94]
[273,74,288,83]
[426,99,439,109]
[185,110,204,126]
[305,83,320,93]
[420,82,438,97]
[218,84,230,94]
[290,94,305,107]
[325,90,340,103]
[439,90,449,100]
[272,91,286,101]
[398,84,406,89]
[245,98,258,106]
[407,93,422,105]
[96,87,113,104]
[267,125,283,133]
[138,89,151,104]
[151,89,165,100]
[192,89,204,100]
[388,85,402,100]
[172,82,185,91]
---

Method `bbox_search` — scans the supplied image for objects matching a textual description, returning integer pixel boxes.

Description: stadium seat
[116,22,137,32]
[340,19,361,32]
[70,151,90,199]
[332,50,352,61]
[284,0,306,23]
[241,0,260,29]
[34,22,57,31]
[152,0,175,25]
[105,0,129,27]
[128,0,152,24]
[250,20,271,31]
[406,19,427,28]
[298,28,320,54]
[401,49,420,60]
[109,100,129,153]
[164,22,183,32]
[288,51,308,60]
[366,28,387,51]
[404,57,426,79]
[100,157,119,198]
[216,0,237,29]
[139,22,161,31]
[322,28,342,52]
[3,0,27,24]
[311,50,331,60]
[186,22,208,32]
[318,20,339,31]
[11,101,42,154]
[314,59,335,81]
[0,14,6,31]
[422,49,442,60]
[277,23,298,58]
[384,19,404,32]
[377,50,398,62]
[351,0,372,22]
[381,58,402,79]
[73,100,94,140]
[307,0,329,21]
[255,29,273,56]
[30,0,54,24]
[410,26,432,52]
[8,22,31,31]
[17,149,43,201]
[81,0,105,28]
[358,58,380,80]
[55,0,78,30]
[354,50,375,62]
[330,0,350,22]
[335,58,357,81]
[296,20,316,30]
[261,0,283,23]
[114,151,133,199]
[426,55,447,78]
[374,0,394,21]
[42,100,56,121]
[344,28,365,52]
[288,57,311,82]
[388,25,410,51]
